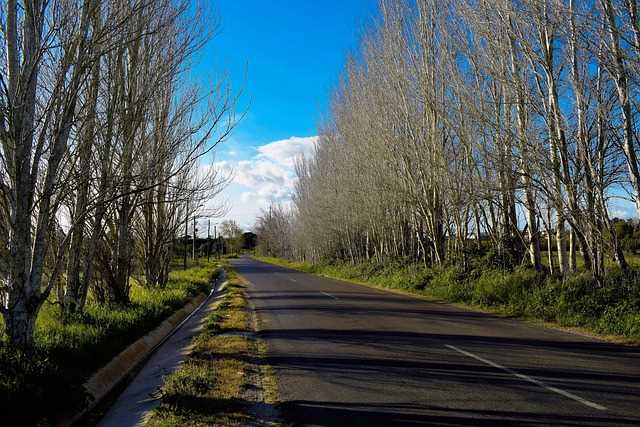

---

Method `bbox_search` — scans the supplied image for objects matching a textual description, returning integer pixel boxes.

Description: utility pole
[183,202,188,270]
[214,224,219,259]
[207,218,211,262]
[192,216,196,260]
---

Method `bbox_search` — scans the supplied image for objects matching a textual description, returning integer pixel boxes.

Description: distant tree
[221,220,243,254]
[242,232,258,251]
[254,204,295,259]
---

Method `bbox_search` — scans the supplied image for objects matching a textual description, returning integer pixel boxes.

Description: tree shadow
[233,259,640,425]
[256,328,640,425]
[277,400,640,426]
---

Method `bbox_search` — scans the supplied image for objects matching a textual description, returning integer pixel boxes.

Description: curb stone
[57,270,226,427]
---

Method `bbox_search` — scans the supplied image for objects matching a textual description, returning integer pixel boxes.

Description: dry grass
[147,262,283,426]
[194,335,248,357]
[220,291,248,331]
[256,339,279,405]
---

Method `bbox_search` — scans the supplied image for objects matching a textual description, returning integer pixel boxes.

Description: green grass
[0,259,220,425]
[255,255,640,343]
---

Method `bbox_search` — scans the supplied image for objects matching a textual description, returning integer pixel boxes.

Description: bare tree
[256,0,639,285]
[0,0,235,347]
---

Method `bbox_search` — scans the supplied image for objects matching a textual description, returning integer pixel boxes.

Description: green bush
[596,302,640,336]
[427,265,469,301]
[475,245,522,271]
[552,270,640,336]
[527,277,562,320]
[471,268,543,314]
[386,265,433,291]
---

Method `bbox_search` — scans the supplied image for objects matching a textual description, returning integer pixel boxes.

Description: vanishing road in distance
[233,256,640,427]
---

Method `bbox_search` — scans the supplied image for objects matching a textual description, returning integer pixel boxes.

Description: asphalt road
[232,256,640,427]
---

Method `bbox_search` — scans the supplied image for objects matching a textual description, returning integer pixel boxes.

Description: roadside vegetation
[0,261,219,425]
[253,0,640,345]
[147,265,280,426]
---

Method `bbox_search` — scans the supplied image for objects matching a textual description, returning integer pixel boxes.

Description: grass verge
[147,263,282,426]
[0,260,220,425]
[254,255,640,345]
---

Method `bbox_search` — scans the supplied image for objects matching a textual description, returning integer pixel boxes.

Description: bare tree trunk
[506,10,541,270]
[64,13,101,313]
[2,0,92,346]
[602,0,640,216]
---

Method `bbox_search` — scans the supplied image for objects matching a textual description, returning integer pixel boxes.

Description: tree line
[257,0,640,278]
[1,0,233,349]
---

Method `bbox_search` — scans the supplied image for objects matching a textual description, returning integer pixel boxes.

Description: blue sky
[193,0,379,230]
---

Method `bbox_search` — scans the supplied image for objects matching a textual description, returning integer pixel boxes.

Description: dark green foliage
[242,232,258,250]
[431,266,640,338]
[473,246,521,271]
[0,346,87,425]
[613,218,640,253]
[555,270,640,335]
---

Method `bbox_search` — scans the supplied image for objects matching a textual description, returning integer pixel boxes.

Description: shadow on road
[235,258,640,426]
[277,400,640,427]
[256,327,640,426]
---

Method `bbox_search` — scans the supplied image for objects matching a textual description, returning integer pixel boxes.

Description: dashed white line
[445,344,607,411]
[276,273,297,283]
[321,291,338,300]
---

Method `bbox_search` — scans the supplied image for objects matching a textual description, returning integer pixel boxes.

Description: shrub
[476,245,522,271]
[471,267,543,314]
[558,272,609,326]
[596,302,640,336]
[429,266,469,301]
[527,277,562,320]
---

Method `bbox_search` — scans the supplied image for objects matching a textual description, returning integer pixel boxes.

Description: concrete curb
[58,270,226,427]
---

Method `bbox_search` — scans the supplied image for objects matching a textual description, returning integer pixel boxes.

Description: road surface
[233,256,640,426]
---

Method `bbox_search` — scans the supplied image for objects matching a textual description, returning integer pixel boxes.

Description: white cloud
[610,206,635,219]
[256,136,318,167]
[607,196,637,220]
[213,136,318,229]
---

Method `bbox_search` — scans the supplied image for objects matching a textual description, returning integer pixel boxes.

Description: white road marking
[321,291,338,300]
[445,344,607,411]
[276,273,297,283]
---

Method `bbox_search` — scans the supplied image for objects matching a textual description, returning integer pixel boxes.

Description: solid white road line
[445,344,607,411]
[321,291,338,300]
